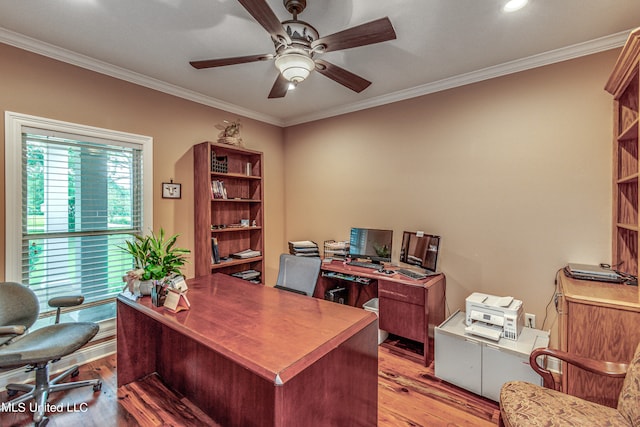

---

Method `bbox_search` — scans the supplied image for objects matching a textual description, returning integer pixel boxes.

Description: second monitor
[399,231,441,274]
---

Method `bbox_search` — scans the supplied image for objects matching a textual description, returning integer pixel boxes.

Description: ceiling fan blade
[190,54,273,69]
[268,74,289,98]
[315,59,371,93]
[312,17,396,53]
[237,0,291,44]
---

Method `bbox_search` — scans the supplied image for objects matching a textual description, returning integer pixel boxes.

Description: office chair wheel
[70,367,80,377]
[93,381,103,392]
[35,417,49,427]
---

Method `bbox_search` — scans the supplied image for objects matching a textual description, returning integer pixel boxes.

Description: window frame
[4,111,153,310]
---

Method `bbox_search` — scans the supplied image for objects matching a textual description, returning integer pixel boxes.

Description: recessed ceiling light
[504,0,528,12]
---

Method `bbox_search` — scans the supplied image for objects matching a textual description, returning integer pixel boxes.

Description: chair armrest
[530,347,629,391]
[0,325,26,336]
[48,295,85,324]
[48,295,84,308]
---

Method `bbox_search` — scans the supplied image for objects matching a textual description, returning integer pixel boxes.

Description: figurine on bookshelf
[216,119,243,147]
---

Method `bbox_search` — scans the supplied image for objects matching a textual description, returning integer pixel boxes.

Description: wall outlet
[525,313,536,329]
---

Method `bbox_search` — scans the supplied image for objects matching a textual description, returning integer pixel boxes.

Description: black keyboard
[397,268,427,280]
[347,261,382,270]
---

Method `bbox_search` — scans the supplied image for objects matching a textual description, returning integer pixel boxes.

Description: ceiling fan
[190,0,397,98]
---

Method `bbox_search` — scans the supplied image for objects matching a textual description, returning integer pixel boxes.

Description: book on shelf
[231,249,262,259]
[211,237,221,264]
[211,180,228,199]
[232,269,261,281]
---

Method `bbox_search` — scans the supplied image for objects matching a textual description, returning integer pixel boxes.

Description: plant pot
[139,280,154,296]
[151,282,167,307]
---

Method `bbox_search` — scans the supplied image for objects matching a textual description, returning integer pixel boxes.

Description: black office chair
[274,254,322,296]
[0,282,102,427]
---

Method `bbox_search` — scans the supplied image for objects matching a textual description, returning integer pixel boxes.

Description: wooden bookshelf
[605,28,640,276]
[193,141,264,281]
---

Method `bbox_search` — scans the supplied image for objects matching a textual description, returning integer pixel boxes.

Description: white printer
[464,292,524,341]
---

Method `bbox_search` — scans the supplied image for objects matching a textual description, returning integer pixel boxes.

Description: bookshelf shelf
[194,141,264,281]
[210,256,264,270]
[616,223,639,232]
[212,226,263,233]
[211,171,262,180]
[211,198,261,203]
[617,172,639,184]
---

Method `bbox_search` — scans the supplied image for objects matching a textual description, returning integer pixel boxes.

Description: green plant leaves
[119,228,190,280]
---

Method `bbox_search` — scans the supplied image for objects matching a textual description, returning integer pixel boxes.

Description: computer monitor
[399,231,441,273]
[349,228,393,264]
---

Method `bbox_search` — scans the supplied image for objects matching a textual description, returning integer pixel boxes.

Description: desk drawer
[379,297,425,342]
[378,280,424,305]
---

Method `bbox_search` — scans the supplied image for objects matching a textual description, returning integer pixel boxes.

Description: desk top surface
[117,273,376,383]
[559,271,640,312]
[321,259,444,287]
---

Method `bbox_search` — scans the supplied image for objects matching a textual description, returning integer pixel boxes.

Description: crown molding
[0,27,286,127]
[283,30,631,126]
[1,27,631,128]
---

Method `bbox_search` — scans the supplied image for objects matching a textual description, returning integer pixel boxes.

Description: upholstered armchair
[499,343,640,427]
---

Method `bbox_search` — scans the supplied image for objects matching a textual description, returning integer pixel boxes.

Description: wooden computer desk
[557,272,640,407]
[317,260,446,365]
[117,273,378,427]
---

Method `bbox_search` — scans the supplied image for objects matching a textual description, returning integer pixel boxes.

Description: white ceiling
[0,0,638,126]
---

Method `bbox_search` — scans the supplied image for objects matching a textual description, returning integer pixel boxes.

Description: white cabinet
[435,311,549,401]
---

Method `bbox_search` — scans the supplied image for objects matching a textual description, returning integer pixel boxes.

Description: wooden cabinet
[435,311,549,402]
[557,273,640,408]
[605,28,640,276]
[193,142,264,281]
[378,274,446,366]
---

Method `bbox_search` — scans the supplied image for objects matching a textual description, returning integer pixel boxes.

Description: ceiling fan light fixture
[503,0,528,12]
[274,51,315,83]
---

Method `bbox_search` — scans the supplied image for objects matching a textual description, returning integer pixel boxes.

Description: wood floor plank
[1,342,500,426]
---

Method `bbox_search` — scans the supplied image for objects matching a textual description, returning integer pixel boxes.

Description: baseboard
[0,319,116,392]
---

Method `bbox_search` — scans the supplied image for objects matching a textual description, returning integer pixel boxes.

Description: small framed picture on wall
[162,181,182,199]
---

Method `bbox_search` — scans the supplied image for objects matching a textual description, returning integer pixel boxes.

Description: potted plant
[120,228,190,305]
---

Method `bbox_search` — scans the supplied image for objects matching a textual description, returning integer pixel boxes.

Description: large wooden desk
[558,272,640,407]
[117,273,378,426]
[317,260,446,366]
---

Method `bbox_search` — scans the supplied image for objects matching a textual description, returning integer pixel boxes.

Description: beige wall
[283,49,620,343]
[0,41,621,344]
[0,43,286,284]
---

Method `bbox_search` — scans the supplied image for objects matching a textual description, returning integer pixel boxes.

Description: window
[5,112,153,323]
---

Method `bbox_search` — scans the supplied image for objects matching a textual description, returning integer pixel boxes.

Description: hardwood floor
[1,340,500,426]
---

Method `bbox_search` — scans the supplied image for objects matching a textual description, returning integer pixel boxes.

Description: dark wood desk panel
[117,273,378,426]
[378,275,446,366]
[318,260,446,366]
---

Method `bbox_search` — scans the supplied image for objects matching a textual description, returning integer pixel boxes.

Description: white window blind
[20,127,144,315]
